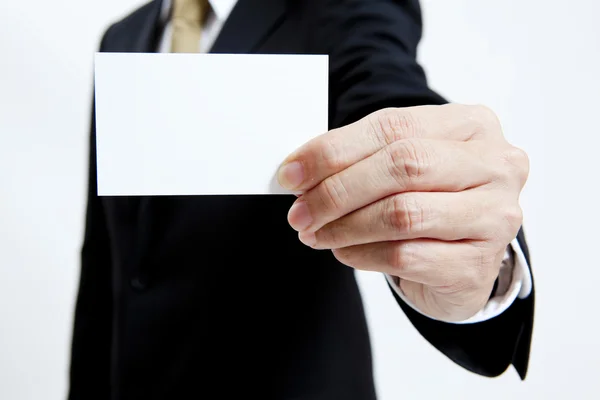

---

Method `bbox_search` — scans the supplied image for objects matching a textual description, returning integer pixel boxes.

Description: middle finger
[288,139,492,233]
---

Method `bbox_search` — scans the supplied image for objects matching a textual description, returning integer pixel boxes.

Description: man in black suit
[68,1,535,399]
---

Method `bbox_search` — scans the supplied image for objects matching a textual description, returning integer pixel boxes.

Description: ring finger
[300,190,494,249]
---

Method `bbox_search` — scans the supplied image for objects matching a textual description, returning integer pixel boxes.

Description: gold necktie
[171,0,209,53]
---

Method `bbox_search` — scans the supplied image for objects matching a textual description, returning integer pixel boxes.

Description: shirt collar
[160,0,237,23]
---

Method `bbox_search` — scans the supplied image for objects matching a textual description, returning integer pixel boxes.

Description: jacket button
[130,276,148,290]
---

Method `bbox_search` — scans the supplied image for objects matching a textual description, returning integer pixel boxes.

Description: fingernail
[288,201,312,231]
[298,231,317,247]
[278,161,304,189]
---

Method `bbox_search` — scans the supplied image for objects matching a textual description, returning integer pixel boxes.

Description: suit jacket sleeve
[310,0,535,379]
[68,27,115,400]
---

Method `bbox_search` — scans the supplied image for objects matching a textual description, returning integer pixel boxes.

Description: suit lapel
[107,0,164,53]
[133,0,163,52]
[210,0,286,53]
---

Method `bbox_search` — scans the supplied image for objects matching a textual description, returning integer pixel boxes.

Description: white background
[0,0,598,399]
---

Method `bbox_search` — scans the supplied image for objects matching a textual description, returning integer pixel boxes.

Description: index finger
[277,104,501,192]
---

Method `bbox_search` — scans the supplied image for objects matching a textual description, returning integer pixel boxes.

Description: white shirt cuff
[386,238,532,324]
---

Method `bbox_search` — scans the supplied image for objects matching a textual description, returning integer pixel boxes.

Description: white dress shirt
[158,0,533,324]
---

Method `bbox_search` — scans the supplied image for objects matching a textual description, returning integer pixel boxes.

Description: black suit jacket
[69,1,535,399]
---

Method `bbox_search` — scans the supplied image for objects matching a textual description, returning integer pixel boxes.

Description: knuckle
[491,159,514,183]
[386,139,430,187]
[502,145,530,184]
[387,242,416,274]
[368,108,423,145]
[389,194,425,234]
[474,104,500,126]
[503,204,524,233]
[318,175,348,211]
[466,104,501,137]
[319,139,346,172]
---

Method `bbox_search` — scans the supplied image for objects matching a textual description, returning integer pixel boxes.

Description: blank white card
[94,53,329,196]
